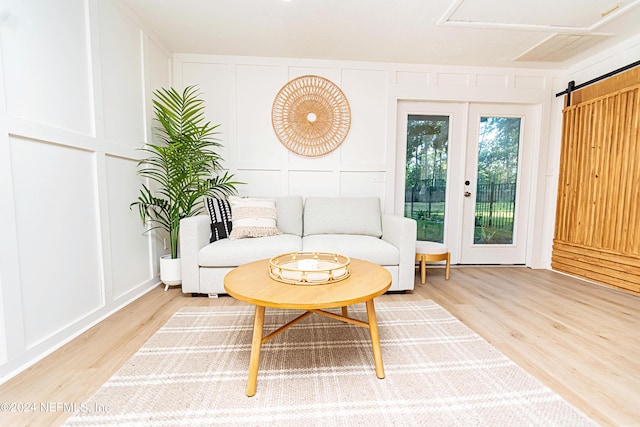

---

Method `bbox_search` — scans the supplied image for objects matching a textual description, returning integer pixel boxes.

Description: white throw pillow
[228,196,282,239]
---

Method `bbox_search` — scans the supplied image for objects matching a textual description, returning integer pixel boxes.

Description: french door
[397,101,536,265]
[460,104,534,264]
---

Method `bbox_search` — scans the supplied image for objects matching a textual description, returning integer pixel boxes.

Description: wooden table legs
[246,305,265,397]
[245,301,385,396]
[365,299,385,379]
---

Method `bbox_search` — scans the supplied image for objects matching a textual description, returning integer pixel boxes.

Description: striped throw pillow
[228,196,282,239]
[205,198,233,242]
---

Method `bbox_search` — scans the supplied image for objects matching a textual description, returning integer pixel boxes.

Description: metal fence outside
[406,181,516,231]
[474,182,516,229]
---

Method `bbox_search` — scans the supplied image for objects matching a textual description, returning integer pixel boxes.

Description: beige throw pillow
[228,196,282,239]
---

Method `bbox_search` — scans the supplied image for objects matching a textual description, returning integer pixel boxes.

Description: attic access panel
[441,0,633,30]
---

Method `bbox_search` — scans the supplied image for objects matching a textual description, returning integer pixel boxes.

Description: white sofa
[179,196,417,296]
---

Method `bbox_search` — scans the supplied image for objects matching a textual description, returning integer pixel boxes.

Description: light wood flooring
[0,266,638,427]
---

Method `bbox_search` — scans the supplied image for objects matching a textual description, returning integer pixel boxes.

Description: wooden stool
[415,241,450,285]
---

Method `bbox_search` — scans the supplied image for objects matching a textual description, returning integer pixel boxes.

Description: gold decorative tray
[269,252,351,285]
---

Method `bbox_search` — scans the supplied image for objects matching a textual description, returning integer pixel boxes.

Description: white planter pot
[160,255,182,289]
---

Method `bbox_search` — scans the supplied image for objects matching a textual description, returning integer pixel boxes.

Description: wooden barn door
[552,67,640,295]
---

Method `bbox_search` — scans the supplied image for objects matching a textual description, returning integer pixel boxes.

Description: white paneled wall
[97,0,146,147]
[106,155,153,300]
[173,55,558,227]
[0,0,170,382]
[10,137,104,347]
[236,64,287,171]
[340,69,389,171]
[174,57,396,203]
[181,62,233,165]
[2,0,94,135]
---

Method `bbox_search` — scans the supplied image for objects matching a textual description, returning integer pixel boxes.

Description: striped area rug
[64,301,596,426]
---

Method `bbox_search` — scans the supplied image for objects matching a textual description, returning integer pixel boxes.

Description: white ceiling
[121,0,640,69]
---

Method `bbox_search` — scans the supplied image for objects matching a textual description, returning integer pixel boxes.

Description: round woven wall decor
[272,75,351,157]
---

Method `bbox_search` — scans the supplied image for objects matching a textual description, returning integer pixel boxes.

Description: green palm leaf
[131,85,242,258]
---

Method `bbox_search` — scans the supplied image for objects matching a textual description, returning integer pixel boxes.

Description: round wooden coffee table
[224,257,391,396]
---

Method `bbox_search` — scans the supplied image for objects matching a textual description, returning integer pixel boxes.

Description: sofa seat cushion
[199,234,302,267]
[302,234,399,266]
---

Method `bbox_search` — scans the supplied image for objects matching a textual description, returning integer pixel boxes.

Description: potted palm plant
[131,85,240,287]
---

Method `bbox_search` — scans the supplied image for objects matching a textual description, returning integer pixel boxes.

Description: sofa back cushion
[275,195,303,236]
[303,197,382,237]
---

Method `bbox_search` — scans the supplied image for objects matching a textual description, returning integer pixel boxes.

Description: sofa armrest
[381,214,417,290]
[180,215,210,293]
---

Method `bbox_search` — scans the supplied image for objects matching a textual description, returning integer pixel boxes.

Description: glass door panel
[474,116,521,245]
[404,115,449,243]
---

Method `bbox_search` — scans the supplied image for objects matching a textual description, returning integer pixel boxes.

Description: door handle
[464,191,472,197]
